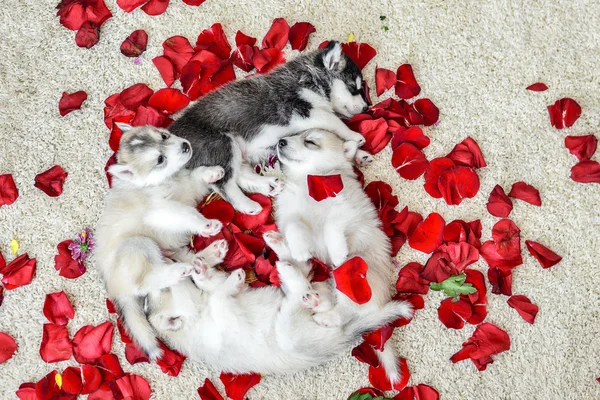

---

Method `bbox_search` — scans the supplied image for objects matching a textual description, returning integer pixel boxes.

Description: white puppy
[95,123,224,360]
[146,231,410,375]
[275,128,409,384]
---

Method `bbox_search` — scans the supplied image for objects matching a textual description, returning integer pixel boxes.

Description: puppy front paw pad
[355,151,374,166]
[263,231,285,247]
[200,219,222,237]
[268,178,285,196]
[302,291,321,309]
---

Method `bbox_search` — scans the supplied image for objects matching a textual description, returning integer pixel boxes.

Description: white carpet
[1,0,600,399]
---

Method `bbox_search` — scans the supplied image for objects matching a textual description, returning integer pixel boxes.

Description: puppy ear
[107,164,135,182]
[322,41,344,71]
[115,122,133,133]
[343,140,359,160]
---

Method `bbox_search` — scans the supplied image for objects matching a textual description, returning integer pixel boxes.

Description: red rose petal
[147,88,190,115]
[288,22,316,51]
[16,382,36,400]
[62,367,82,395]
[363,325,393,352]
[125,342,150,365]
[40,323,73,363]
[487,185,513,218]
[1,253,36,289]
[352,341,380,367]
[368,356,410,391]
[201,200,235,226]
[525,240,562,269]
[262,18,290,50]
[438,298,472,330]
[571,160,600,183]
[34,165,68,197]
[182,0,205,5]
[253,47,286,73]
[121,30,148,57]
[110,373,151,400]
[392,143,429,180]
[413,98,440,126]
[409,213,445,254]
[391,126,430,151]
[353,388,385,398]
[565,134,597,161]
[447,137,487,168]
[356,118,391,154]
[480,240,523,270]
[72,322,114,364]
[103,93,135,129]
[395,384,440,400]
[421,243,478,283]
[156,340,186,376]
[438,166,480,206]
[116,0,148,12]
[196,23,231,59]
[131,105,170,127]
[395,211,423,239]
[231,194,272,229]
[35,370,63,400]
[75,21,100,48]
[307,174,344,201]
[230,44,255,72]
[56,1,86,30]
[0,174,19,207]
[163,36,196,73]
[152,56,177,87]
[487,266,513,296]
[526,82,548,92]
[396,262,430,294]
[423,157,455,199]
[508,181,541,206]
[547,98,582,129]
[342,42,377,70]
[464,269,488,325]
[219,372,261,400]
[332,256,372,304]
[140,0,169,15]
[450,322,510,371]
[59,91,88,116]
[492,219,522,260]
[395,64,421,100]
[120,83,154,111]
[95,353,125,382]
[235,31,256,47]
[197,378,224,400]
[375,67,396,96]
[62,365,101,395]
[507,295,539,324]
[43,291,75,326]
[54,240,86,279]
[0,331,17,363]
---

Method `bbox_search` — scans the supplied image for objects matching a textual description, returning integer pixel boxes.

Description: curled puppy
[95,123,223,360]
[275,128,410,384]
[147,231,410,375]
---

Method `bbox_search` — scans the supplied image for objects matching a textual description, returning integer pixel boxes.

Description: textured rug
[1,0,599,399]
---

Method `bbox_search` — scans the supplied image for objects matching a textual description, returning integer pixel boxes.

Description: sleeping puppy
[275,128,409,384]
[168,40,372,215]
[146,231,411,375]
[95,123,224,360]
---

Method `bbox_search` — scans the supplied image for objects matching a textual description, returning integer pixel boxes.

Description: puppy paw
[177,263,194,278]
[194,166,225,184]
[236,200,262,215]
[263,230,285,248]
[192,258,208,276]
[199,219,222,237]
[197,239,228,267]
[224,268,246,293]
[268,178,285,197]
[146,346,164,362]
[302,291,321,310]
[312,311,343,327]
[354,149,374,166]
[347,132,365,146]
[290,246,312,263]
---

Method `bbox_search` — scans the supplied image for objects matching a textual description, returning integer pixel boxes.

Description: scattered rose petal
[396,262,430,294]
[262,18,290,50]
[288,22,316,51]
[394,384,440,400]
[487,266,513,296]
[219,372,261,400]
[35,370,63,400]
[395,64,421,100]
[116,0,148,12]
[201,200,236,226]
[307,174,344,201]
[231,194,272,229]
[363,325,394,352]
[355,118,391,154]
[121,30,148,57]
[235,31,257,47]
[464,269,488,325]
[153,56,177,87]
[182,0,206,5]
[197,378,224,400]
[525,240,562,269]
[547,98,581,129]
[141,0,169,15]
[1,253,37,289]
[413,98,440,126]
[526,82,548,92]
[508,182,541,206]
[422,157,455,199]
[156,341,186,376]
[75,21,100,48]
[0,332,17,363]
[43,291,75,326]
[391,126,430,151]
[59,91,88,116]
[507,295,538,324]
[196,23,231,59]
[409,213,445,254]
[62,365,102,395]
[34,165,68,197]
[16,382,36,400]
[230,44,255,72]
[332,257,372,304]
[438,166,480,206]
[120,83,154,111]
[125,342,150,365]
[163,36,196,73]
[349,388,385,398]
[54,240,86,279]
[95,353,124,383]
[40,323,73,363]
[392,143,429,180]
[421,242,479,282]
[147,88,190,115]
[571,160,600,183]
[450,322,511,371]
[109,373,151,400]
[252,47,285,73]
[342,42,377,70]
[368,356,410,391]
[352,341,380,368]
[375,67,396,96]
[487,185,513,218]
[0,174,19,207]
[480,240,523,270]
[447,137,486,168]
[438,298,472,329]
[565,135,597,161]
[72,322,114,364]
[56,0,112,31]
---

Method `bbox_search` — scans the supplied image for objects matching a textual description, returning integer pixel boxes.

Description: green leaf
[430,273,478,298]
[347,392,394,400]
[380,15,387,20]
[382,26,389,31]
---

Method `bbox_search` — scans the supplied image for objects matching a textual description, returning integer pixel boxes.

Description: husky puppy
[274,129,408,384]
[168,40,371,215]
[146,231,411,375]
[95,123,225,360]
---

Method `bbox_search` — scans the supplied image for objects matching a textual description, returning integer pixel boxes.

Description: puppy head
[320,41,368,118]
[108,123,192,186]
[276,129,355,176]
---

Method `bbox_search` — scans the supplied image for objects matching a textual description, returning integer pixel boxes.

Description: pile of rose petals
[56,0,112,48]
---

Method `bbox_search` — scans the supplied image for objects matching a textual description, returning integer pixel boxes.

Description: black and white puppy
[168,40,371,215]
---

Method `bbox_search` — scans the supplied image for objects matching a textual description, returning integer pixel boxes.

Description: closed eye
[304,139,319,148]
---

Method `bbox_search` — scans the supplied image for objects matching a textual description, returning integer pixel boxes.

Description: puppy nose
[361,105,369,113]
[278,138,287,148]
[181,142,190,153]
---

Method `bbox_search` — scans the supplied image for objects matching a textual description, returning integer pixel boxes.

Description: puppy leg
[323,221,349,267]
[354,149,374,166]
[276,261,311,295]
[305,109,365,145]
[284,220,314,262]
[145,204,222,238]
[263,230,291,260]
[193,239,228,269]
[137,261,194,294]
[217,177,263,215]
[191,166,225,184]
[217,269,247,296]
[305,281,335,313]
[237,163,285,197]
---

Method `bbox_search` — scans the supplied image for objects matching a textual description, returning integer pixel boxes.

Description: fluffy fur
[147,231,411,374]
[274,129,409,383]
[168,41,370,215]
[95,124,224,359]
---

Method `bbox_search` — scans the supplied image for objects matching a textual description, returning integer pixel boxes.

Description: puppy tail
[377,340,405,386]
[344,300,413,339]
[116,296,163,361]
